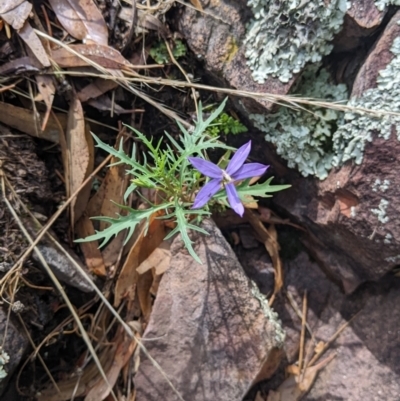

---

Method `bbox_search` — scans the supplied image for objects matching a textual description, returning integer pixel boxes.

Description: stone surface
[0,307,28,396]
[134,219,285,401]
[262,252,400,401]
[177,0,400,294]
[272,11,400,293]
[178,0,294,113]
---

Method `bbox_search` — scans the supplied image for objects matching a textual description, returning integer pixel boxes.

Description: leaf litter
[0,0,381,400]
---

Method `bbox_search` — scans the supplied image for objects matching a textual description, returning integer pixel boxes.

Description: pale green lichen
[0,349,10,380]
[332,36,400,166]
[250,66,348,179]
[375,0,400,11]
[371,199,389,224]
[244,0,349,83]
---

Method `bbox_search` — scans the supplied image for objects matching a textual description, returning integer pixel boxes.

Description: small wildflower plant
[77,99,290,263]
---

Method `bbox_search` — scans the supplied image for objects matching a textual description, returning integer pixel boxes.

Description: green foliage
[206,112,248,137]
[77,99,289,263]
[149,39,187,65]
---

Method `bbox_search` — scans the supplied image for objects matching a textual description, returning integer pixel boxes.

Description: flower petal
[232,163,269,181]
[192,179,222,209]
[226,141,252,176]
[226,182,244,217]
[188,157,222,179]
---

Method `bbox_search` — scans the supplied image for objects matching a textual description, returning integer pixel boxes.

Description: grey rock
[134,219,285,401]
[0,307,28,397]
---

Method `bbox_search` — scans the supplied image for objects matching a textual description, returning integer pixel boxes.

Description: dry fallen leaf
[84,329,137,401]
[136,241,171,275]
[189,0,204,11]
[0,101,66,143]
[66,96,94,226]
[49,0,108,45]
[114,213,165,308]
[18,21,51,67]
[51,44,132,69]
[77,77,119,102]
[245,209,283,304]
[0,0,31,30]
[35,74,56,130]
[75,215,107,277]
[37,326,137,401]
[266,354,336,401]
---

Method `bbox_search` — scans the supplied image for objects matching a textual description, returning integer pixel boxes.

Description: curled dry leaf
[49,0,108,45]
[136,240,171,275]
[66,96,94,226]
[51,44,132,69]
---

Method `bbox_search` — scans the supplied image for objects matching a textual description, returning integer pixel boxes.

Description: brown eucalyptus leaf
[189,0,203,11]
[51,44,131,69]
[66,97,94,225]
[35,75,56,130]
[77,77,119,102]
[0,101,66,143]
[18,21,51,67]
[75,215,107,277]
[49,0,108,45]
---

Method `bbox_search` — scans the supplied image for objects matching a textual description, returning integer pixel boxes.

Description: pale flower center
[221,169,233,183]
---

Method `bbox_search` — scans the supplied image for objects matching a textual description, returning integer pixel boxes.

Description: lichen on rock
[375,0,400,11]
[332,36,400,166]
[0,350,9,380]
[250,66,348,179]
[244,0,349,84]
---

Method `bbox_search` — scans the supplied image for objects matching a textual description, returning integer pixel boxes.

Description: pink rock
[273,11,400,293]
[267,252,400,401]
[134,219,285,401]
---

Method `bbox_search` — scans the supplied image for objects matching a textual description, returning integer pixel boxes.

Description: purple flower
[188,141,269,217]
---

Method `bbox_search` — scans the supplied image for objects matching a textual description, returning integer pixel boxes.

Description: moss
[244,0,348,83]
[250,65,348,179]
[224,36,239,63]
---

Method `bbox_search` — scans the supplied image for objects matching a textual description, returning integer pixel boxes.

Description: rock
[272,11,400,293]
[0,306,29,397]
[134,219,285,401]
[261,252,400,400]
[178,0,294,112]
